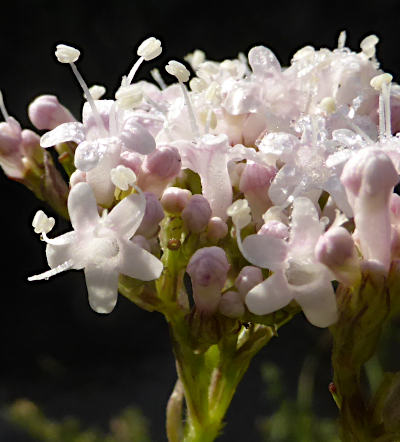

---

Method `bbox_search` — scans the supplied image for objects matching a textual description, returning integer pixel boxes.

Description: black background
[1,0,400,440]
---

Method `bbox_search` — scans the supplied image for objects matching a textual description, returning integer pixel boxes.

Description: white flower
[29,182,163,313]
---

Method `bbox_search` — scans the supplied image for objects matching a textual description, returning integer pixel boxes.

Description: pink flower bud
[21,129,40,153]
[219,291,245,318]
[28,95,75,130]
[0,117,25,179]
[315,226,360,285]
[341,149,399,272]
[239,162,277,226]
[258,220,289,239]
[136,192,164,238]
[161,186,192,214]
[137,145,181,196]
[235,266,263,299]
[120,151,142,175]
[207,216,228,241]
[390,194,400,222]
[187,246,230,314]
[181,194,212,233]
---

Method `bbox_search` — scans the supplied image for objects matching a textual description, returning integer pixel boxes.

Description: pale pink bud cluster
[28,95,76,130]
[182,194,212,233]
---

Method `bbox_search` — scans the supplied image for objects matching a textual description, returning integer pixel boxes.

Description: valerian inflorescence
[2,31,400,441]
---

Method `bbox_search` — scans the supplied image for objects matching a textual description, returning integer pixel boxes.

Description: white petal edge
[84,264,119,314]
[68,183,100,231]
[40,122,85,147]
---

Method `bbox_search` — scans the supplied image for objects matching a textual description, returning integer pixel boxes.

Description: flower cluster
[1,32,399,326]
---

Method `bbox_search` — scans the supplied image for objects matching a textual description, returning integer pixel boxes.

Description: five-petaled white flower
[29,182,163,313]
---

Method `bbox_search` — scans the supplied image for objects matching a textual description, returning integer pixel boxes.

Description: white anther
[292,46,315,62]
[189,77,207,93]
[115,84,143,109]
[227,199,251,229]
[184,49,206,70]
[360,34,379,58]
[320,97,336,114]
[199,109,217,131]
[85,85,106,100]
[205,81,220,104]
[165,60,190,83]
[337,30,346,50]
[55,44,80,63]
[137,37,162,61]
[370,73,393,91]
[32,210,55,234]
[110,165,137,191]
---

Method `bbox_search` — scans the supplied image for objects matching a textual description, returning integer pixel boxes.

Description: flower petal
[246,270,293,315]
[289,197,323,256]
[68,182,100,231]
[294,279,338,327]
[40,122,85,147]
[46,231,79,268]
[106,192,146,239]
[120,118,156,155]
[117,239,163,281]
[74,140,108,172]
[241,233,287,271]
[84,263,119,314]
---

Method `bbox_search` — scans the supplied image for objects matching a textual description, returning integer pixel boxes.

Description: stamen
[370,73,393,139]
[85,85,106,100]
[55,44,107,136]
[28,259,74,281]
[110,165,137,191]
[337,31,346,50]
[150,68,167,90]
[227,199,252,260]
[0,90,10,121]
[115,84,143,110]
[32,210,55,234]
[126,37,162,85]
[360,34,379,58]
[165,60,200,138]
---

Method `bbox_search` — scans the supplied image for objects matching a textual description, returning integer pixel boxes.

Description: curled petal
[45,231,78,268]
[248,46,281,77]
[84,264,119,314]
[117,239,163,281]
[246,271,293,315]
[40,122,85,147]
[74,140,108,172]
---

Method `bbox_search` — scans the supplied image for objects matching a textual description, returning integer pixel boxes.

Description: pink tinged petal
[241,233,287,271]
[289,197,323,257]
[84,264,119,314]
[120,118,156,155]
[68,182,100,231]
[106,193,146,239]
[40,122,85,147]
[248,46,281,77]
[294,279,338,328]
[45,231,79,268]
[86,143,121,207]
[245,270,293,315]
[74,140,109,172]
[117,239,163,281]
[268,165,300,207]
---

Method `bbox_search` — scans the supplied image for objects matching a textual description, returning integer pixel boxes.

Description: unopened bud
[182,194,212,233]
[161,187,192,214]
[315,226,360,285]
[219,291,245,318]
[55,44,80,63]
[136,192,164,238]
[235,266,263,299]
[137,37,162,61]
[0,117,24,179]
[239,163,276,226]
[187,246,230,314]
[138,146,181,196]
[207,217,228,241]
[28,95,75,130]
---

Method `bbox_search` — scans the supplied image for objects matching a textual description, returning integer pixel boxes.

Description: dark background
[1,0,400,440]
